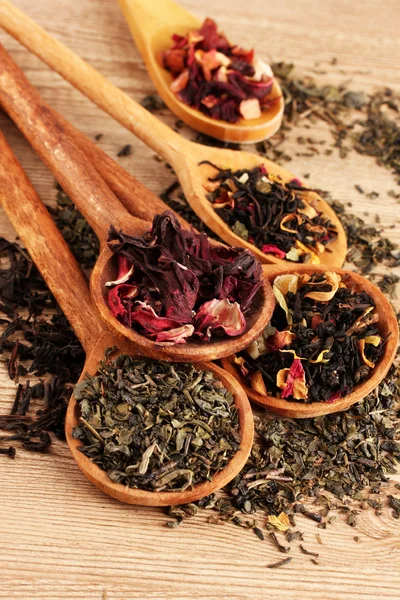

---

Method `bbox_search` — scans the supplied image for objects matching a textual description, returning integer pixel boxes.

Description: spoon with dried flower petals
[0,41,275,362]
[222,264,399,419]
[0,128,254,505]
[116,0,284,144]
[0,0,347,268]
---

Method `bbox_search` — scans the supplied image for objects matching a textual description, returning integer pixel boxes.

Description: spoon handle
[0,0,190,168]
[50,108,182,225]
[0,41,149,244]
[0,129,103,351]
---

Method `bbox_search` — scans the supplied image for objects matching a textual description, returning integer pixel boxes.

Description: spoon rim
[90,247,276,362]
[221,264,399,418]
[65,358,254,506]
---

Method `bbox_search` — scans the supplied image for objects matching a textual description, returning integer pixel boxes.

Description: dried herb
[48,185,99,270]
[159,18,276,123]
[270,62,400,183]
[117,144,132,157]
[140,94,166,112]
[72,356,240,492]
[0,238,85,452]
[106,210,262,343]
[205,163,338,263]
[266,557,293,568]
[238,271,383,402]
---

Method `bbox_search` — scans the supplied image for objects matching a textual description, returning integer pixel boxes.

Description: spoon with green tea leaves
[0,41,275,362]
[0,0,347,268]
[222,264,399,418]
[0,128,254,505]
[116,0,284,144]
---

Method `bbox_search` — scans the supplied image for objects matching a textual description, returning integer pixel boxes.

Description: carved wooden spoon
[0,128,254,506]
[0,41,275,363]
[116,0,284,144]
[222,264,399,418]
[0,0,347,268]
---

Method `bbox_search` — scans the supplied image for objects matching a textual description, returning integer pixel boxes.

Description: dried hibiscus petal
[195,298,246,340]
[261,244,287,259]
[159,17,275,123]
[105,255,134,287]
[106,211,262,344]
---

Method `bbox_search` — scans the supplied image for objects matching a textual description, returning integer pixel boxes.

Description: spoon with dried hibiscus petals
[0,127,254,506]
[0,42,274,362]
[222,264,398,418]
[116,0,284,144]
[0,0,347,268]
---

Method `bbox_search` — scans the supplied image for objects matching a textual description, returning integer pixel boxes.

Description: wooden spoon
[0,128,254,506]
[222,264,399,418]
[117,0,284,144]
[0,41,275,363]
[0,0,347,268]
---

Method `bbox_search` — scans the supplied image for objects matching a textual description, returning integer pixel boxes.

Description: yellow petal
[276,368,290,390]
[293,377,308,400]
[273,273,299,296]
[267,512,291,532]
[280,349,305,360]
[280,214,302,234]
[250,371,268,396]
[233,355,249,377]
[298,200,318,219]
[310,348,331,364]
[304,272,341,301]
[358,339,375,369]
[363,335,381,346]
[295,241,320,264]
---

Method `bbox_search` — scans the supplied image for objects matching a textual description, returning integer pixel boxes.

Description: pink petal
[195,298,246,340]
[261,244,286,259]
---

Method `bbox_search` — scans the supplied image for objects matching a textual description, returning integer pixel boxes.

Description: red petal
[131,302,186,334]
[261,244,286,259]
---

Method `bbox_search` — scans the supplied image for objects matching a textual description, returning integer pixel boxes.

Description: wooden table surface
[1,0,400,598]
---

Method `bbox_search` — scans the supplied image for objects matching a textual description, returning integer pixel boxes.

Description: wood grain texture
[0,0,400,598]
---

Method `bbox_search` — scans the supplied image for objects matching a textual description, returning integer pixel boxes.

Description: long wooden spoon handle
[0,0,189,167]
[0,41,147,243]
[0,129,102,351]
[52,110,182,224]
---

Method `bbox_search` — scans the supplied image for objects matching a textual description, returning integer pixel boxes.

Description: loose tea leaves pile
[49,184,99,270]
[166,365,400,531]
[106,210,262,343]
[236,271,383,402]
[0,238,85,453]
[159,18,276,123]
[205,163,337,262]
[266,62,400,183]
[73,356,240,492]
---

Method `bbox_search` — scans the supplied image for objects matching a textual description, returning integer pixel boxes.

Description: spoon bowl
[179,144,347,267]
[0,42,276,362]
[91,246,275,361]
[0,127,255,505]
[222,264,399,418]
[117,0,284,144]
[66,347,254,506]
[0,1,346,269]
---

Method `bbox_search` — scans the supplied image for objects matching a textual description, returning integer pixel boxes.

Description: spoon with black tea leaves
[222,264,399,419]
[0,41,275,363]
[0,128,254,506]
[0,0,347,268]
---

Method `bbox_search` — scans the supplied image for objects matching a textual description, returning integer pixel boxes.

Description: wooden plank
[0,0,399,598]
